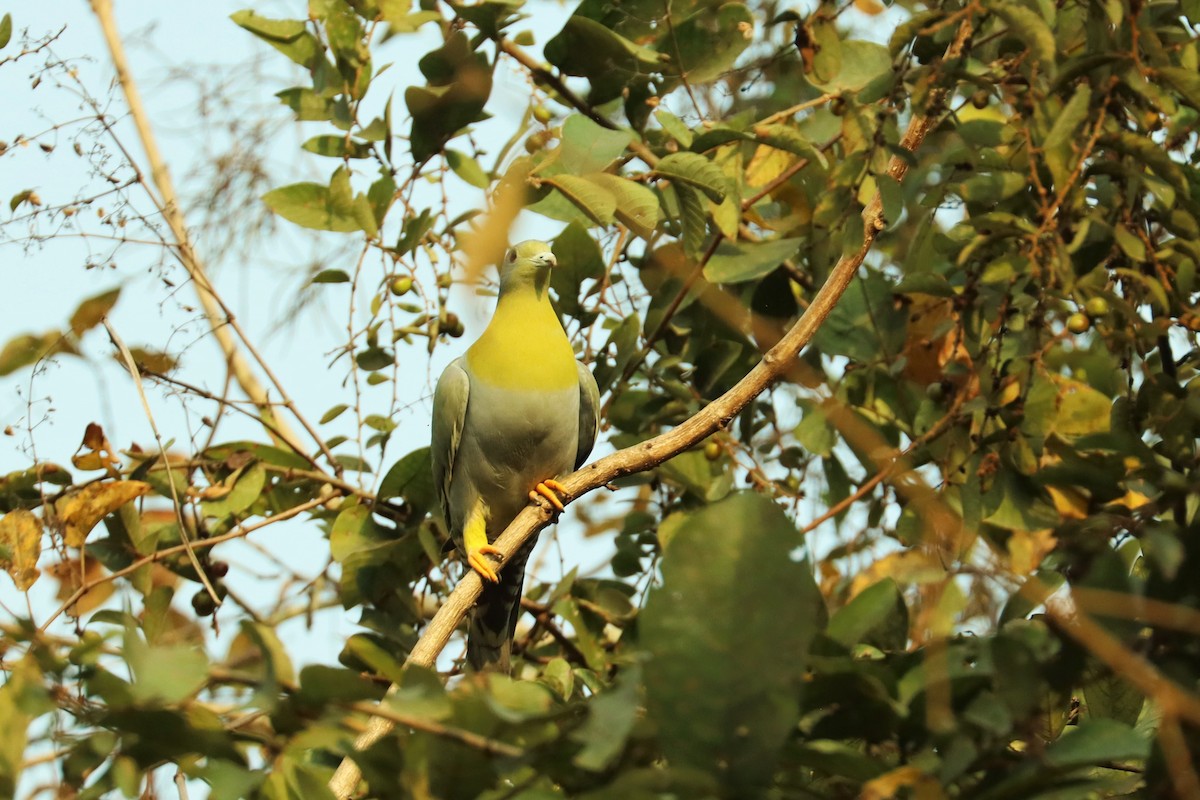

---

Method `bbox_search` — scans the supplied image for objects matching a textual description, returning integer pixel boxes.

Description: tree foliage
[2,0,1200,797]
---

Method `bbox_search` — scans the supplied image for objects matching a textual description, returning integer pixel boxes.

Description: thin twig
[88,0,341,478]
[103,318,220,609]
[39,496,328,631]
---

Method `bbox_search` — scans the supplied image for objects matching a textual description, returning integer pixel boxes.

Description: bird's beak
[535,252,558,269]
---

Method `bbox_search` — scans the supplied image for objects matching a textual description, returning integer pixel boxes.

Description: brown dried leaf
[49,557,114,615]
[82,422,105,450]
[0,509,43,590]
[57,481,151,548]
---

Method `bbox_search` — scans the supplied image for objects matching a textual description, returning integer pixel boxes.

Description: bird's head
[498,240,557,296]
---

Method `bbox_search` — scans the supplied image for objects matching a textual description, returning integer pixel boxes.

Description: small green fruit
[703,440,721,461]
[390,276,413,296]
[1066,312,1091,334]
[1084,296,1110,317]
[191,590,217,617]
[532,105,553,124]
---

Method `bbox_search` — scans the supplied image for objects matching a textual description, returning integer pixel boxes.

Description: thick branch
[329,17,975,798]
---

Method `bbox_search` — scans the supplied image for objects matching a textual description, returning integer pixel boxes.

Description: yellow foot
[529,479,568,513]
[468,545,502,583]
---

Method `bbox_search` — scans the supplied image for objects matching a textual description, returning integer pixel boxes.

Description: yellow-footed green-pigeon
[431,240,600,671]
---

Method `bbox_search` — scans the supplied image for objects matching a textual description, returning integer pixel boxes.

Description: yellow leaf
[997,378,1021,406]
[1108,490,1150,510]
[1047,485,1088,520]
[745,144,794,188]
[1007,529,1057,574]
[57,481,151,548]
[862,765,947,800]
[0,509,43,590]
[1050,376,1111,438]
[849,550,945,598]
[48,557,114,615]
[71,451,108,471]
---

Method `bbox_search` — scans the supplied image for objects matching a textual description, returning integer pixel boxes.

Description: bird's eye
[506,249,516,263]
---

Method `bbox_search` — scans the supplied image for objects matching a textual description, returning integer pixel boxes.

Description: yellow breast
[465,292,578,391]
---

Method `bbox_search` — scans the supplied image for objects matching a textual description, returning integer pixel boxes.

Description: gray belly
[452,380,579,536]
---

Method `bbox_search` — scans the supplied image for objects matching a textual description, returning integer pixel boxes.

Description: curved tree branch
[328,17,975,798]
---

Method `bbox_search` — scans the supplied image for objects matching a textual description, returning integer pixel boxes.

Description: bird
[431,240,600,671]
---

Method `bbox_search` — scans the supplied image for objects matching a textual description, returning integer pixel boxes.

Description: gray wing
[430,357,470,535]
[574,360,600,469]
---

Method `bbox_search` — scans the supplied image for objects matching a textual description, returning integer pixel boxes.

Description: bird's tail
[467,535,538,672]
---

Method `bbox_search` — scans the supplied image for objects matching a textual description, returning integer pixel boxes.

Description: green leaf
[1044,719,1149,767]
[406,32,493,162]
[810,16,842,84]
[958,172,1028,204]
[793,403,836,457]
[544,15,664,104]
[378,447,437,511]
[666,3,754,84]
[200,463,266,520]
[586,173,660,238]
[9,189,38,212]
[1157,66,1200,111]
[1043,85,1090,189]
[812,40,891,92]
[704,237,802,283]
[826,578,908,651]
[543,174,616,227]
[355,346,393,371]
[641,492,823,793]
[751,123,827,166]
[378,0,441,32]
[0,331,76,376]
[230,10,305,41]
[320,404,349,423]
[0,14,12,51]
[1051,379,1111,439]
[262,182,363,232]
[126,631,208,705]
[655,152,728,203]
[989,0,1057,77]
[203,441,309,470]
[572,665,641,770]
[1083,671,1144,726]
[445,149,490,188]
[656,109,694,147]
[675,184,706,259]
[554,115,635,175]
[230,10,319,68]
[298,665,382,704]
[0,659,39,797]
[68,288,120,336]
[312,269,350,283]
[329,503,384,562]
[551,221,606,318]
[276,87,333,121]
[302,135,371,159]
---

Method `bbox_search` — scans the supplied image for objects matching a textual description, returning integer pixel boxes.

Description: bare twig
[39,496,328,631]
[88,0,341,477]
[103,318,220,609]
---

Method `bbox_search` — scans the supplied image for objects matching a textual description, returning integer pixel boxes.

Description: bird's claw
[529,479,568,513]
[468,545,502,583]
